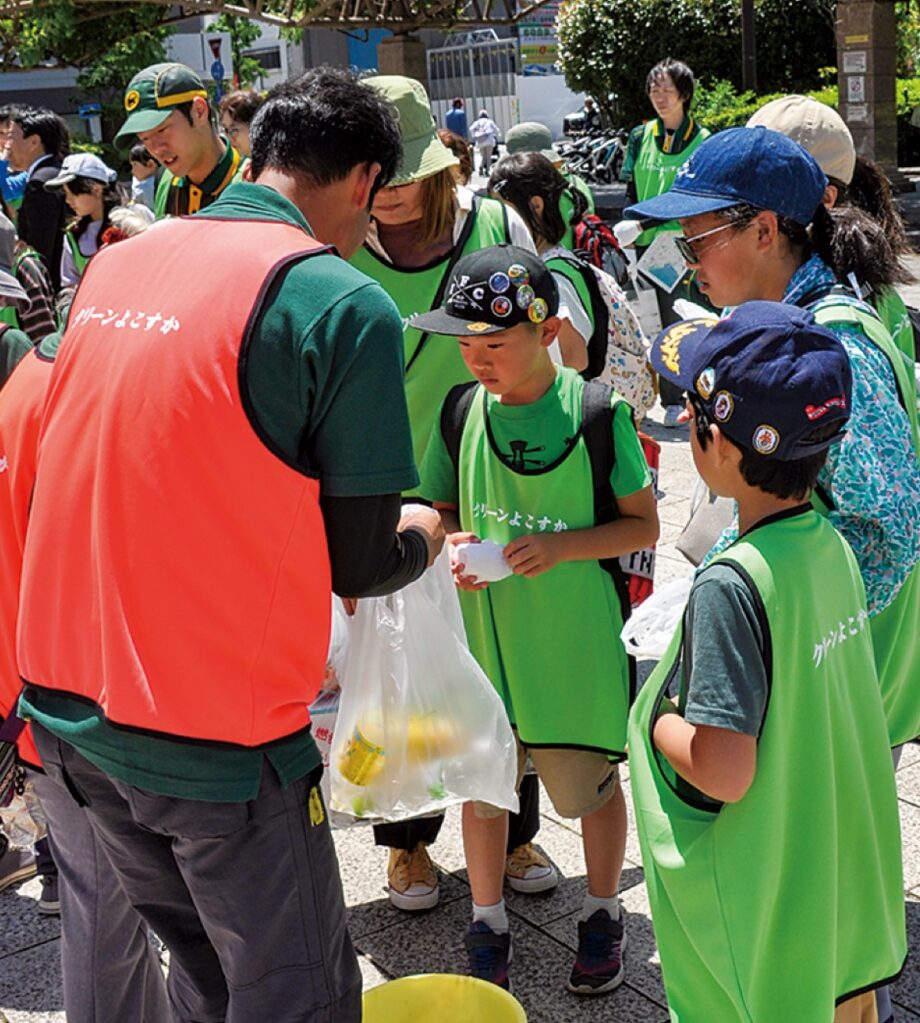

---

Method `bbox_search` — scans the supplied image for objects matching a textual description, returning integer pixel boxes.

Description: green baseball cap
[365,75,458,186]
[114,62,209,147]
[504,122,559,164]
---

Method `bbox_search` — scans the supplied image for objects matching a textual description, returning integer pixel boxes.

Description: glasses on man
[674,221,737,263]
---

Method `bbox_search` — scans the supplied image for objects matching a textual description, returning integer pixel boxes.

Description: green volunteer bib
[456,371,631,755]
[350,197,510,481]
[629,508,905,1021]
[634,119,709,248]
[65,228,91,276]
[0,306,19,329]
[812,298,920,746]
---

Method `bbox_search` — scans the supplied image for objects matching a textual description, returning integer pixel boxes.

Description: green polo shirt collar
[176,140,237,196]
[199,180,314,237]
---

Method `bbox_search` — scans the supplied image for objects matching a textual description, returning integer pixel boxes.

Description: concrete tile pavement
[2,370,919,1022]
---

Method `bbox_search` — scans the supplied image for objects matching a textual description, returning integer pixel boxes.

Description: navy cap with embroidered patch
[409,244,558,337]
[650,301,852,461]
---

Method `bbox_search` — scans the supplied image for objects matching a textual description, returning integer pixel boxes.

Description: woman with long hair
[44,153,122,289]
[350,75,553,915]
[626,123,920,799]
[488,151,595,371]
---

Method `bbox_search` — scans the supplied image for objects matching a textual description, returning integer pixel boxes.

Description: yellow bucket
[362,973,527,1022]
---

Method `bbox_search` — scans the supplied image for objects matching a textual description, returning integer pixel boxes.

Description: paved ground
[2,261,920,1023]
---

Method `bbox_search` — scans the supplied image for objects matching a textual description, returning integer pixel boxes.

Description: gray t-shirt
[681,562,769,737]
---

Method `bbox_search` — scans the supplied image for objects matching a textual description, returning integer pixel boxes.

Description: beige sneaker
[386,842,439,911]
[505,842,559,894]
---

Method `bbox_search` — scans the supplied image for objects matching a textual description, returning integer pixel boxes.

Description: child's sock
[472,899,509,933]
[580,892,619,922]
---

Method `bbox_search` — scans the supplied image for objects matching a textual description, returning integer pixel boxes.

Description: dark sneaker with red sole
[568,907,626,995]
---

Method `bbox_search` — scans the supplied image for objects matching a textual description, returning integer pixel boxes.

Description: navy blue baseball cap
[650,301,852,460]
[624,126,827,227]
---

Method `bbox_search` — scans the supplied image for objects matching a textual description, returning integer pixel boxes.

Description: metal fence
[427,33,520,140]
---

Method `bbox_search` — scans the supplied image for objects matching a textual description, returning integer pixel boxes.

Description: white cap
[44,152,118,190]
[747,95,855,186]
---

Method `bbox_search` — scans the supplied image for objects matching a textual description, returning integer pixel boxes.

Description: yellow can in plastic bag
[337,725,385,786]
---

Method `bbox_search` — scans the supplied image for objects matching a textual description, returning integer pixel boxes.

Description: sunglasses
[674,221,737,263]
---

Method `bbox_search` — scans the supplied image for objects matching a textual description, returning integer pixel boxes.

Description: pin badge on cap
[696,367,716,399]
[467,322,492,333]
[489,272,510,294]
[516,285,535,309]
[491,296,512,317]
[713,391,734,422]
[528,298,549,324]
[508,264,529,284]
[753,425,780,454]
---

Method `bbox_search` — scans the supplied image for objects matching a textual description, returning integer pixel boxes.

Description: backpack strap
[440,380,479,481]
[405,196,482,375]
[581,380,633,622]
[546,252,607,379]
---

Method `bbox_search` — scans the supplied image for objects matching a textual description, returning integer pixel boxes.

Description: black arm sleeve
[320,493,429,598]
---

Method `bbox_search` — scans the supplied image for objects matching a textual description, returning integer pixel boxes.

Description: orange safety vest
[18,217,334,747]
[0,348,53,769]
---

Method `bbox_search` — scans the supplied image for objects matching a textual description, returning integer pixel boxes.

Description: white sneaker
[663,404,683,429]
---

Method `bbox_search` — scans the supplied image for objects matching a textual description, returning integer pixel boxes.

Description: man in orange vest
[17,68,443,1022]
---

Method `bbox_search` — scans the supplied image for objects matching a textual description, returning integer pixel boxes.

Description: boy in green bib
[631,302,905,1022]
[413,244,659,995]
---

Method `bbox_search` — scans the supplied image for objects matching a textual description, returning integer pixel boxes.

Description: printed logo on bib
[472,500,569,532]
[713,390,734,422]
[753,424,780,455]
[70,305,181,335]
[812,606,869,667]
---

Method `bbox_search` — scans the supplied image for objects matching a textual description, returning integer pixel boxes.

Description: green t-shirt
[421,370,650,505]
[20,182,419,802]
[0,323,32,389]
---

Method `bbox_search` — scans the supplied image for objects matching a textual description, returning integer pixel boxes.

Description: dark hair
[219,89,264,125]
[11,107,70,160]
[488,152,587,247]
[249,66,401,202]
[692,395,840,500]
[438,128,472,185]
[128,143,155,165]
[169,98,216,130]
[0,103,22,125]
[646,58,695,111]
[719,201,912,296]
[847,155,914,261]
[452,97,464,109]
[65,176,126,243]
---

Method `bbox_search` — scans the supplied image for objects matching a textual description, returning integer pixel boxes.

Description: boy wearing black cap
[629,302,905,1022]
[415,244,659,994]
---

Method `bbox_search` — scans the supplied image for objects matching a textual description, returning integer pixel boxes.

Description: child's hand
[503,533,565,578]
[448,532,490,591]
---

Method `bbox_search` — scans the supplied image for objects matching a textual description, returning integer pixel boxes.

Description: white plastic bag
[329,549,519,822]
[620,576,692,661]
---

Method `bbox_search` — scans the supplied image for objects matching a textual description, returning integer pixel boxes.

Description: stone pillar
[836,1,898,172]
[377,34,429,88]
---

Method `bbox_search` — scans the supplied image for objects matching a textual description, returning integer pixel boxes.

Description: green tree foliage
[211,13,264,90]
[557,0,835,127]
[0,2,168,87]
